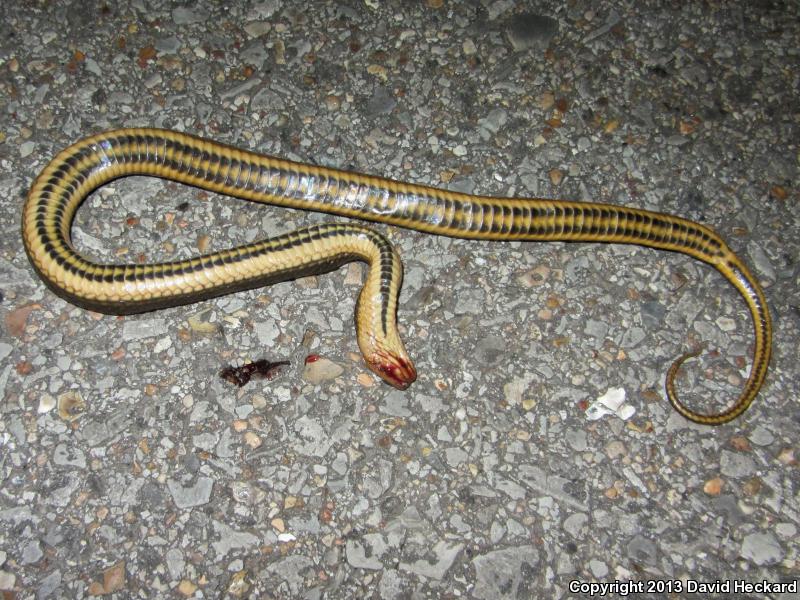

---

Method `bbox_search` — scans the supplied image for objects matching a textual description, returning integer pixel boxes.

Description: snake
[21,128,772,425]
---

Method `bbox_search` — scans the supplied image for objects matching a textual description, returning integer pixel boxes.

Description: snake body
[22,128,772,424]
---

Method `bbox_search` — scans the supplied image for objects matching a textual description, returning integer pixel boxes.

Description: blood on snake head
[367,350,417,390]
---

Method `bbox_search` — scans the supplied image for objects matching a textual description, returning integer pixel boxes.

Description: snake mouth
[370,351,417,390]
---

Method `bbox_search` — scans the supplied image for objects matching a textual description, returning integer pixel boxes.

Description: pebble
[254,320,280,345]
[506,14,559,51]
[703,477,724,496]
[346,538,385,570]
[302,357,344,384]
[604,440,627,460]
[740,532,783,566]
[264,555,313,595]
[252,0,281,18]
[589,559,608,578]
[57,391,86,422]
[166,548,185,580]
[172,7,206,24]
[640,300,667,329]
[220,78,261,100]
[583,9,621,43]
[153,336,172,353]
[122,318,168,340]
[37,570,61,597]
[365,87,397,116]
[243,431,262,449]
[584,318,609,344]
[565,428,588,452]
[775,522,796,539]
[293,416,335,457]
[20,540,43,565]
[620,326,646,348]
[626,535,657,566]
[472,546,539,599]
[720,450,756,478]
[0,571,15,591]
[378,570,405,600]
[244,21,271,37]
[26,91,46,111]
[53,443,86,469]
[747,242,776,281]
[748,425,774,447]
[270,518,285,532]
[38,393,56,413]
[167,477,214,509]
[381,391,412,417]
[19,141,35,157]
[400,541,464,580]
[240,43,270,70]
[563,512,588,538]
[489,520,506,544]
[474,334,507,367]
[478,108,508,134]
[503,376,532,406]
[211,521,260,556]
[155,36,181,54]
[444,447,468,467]
[107,91,135,105]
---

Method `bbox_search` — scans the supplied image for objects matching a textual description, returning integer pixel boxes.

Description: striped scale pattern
[22,128,772,424]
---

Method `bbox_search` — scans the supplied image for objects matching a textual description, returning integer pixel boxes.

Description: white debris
[585,387,636,421]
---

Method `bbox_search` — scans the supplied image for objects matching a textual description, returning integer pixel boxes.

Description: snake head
[368,350,417,390]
